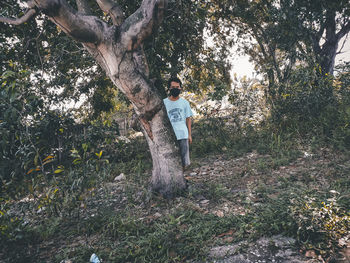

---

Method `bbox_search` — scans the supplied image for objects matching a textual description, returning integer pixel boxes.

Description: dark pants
[178,139,190,167]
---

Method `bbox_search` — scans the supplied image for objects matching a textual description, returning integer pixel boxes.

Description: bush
[272,65,334,127]
[0,68,120,199]
[265,62,350,151]
[290,191,350,260]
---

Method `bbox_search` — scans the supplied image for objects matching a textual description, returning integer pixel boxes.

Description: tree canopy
[209,0,350,79]
[0,0,231,118]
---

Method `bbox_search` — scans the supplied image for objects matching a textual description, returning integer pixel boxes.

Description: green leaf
[82,143,88,152]
[1,70,15,79]
[95,150,103,158]
[73,158,81,165]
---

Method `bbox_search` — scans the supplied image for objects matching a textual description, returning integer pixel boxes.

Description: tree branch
[120,0,167,51]
[96,0,124,26]
[254,24,283,83]
[336,20,350,41]
[0,8,37,26]
[31,0,108,44]
[315,22,326,44]
[337,33,349,55]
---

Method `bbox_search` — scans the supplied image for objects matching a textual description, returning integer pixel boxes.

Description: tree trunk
[96,44,186,197]
[319,41,338,75]
[144,109,186,196]
[63,0,187,198]
[0,0,186,197]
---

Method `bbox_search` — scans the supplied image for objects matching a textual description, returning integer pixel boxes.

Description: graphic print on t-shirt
[168,108,183,122]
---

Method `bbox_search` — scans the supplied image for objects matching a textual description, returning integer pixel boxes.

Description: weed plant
[2,88,350,262]
[290,192,350,259]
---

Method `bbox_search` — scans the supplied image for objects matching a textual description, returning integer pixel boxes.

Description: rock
[275,249,293,258]
[114,173,126,181]
[154,212,162,218]
[303,151,312,158]
[209,244,240,258]
[208,235,308,263]
[223,205,230,212]
[190,172,197,176]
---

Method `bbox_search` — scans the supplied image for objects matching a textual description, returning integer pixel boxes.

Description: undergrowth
[1,117,350,262]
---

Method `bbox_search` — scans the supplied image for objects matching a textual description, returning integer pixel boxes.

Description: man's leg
[178,139,190,169]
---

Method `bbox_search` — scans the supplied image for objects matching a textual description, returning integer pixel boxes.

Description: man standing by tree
[0,0,191,197]
[163,77,193,170]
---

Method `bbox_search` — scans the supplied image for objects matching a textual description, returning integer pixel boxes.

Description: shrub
[290,191,350,260]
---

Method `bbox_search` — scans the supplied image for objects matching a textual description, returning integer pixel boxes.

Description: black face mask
[170,88,181,97]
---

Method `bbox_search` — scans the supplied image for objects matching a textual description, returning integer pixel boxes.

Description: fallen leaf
[216,210,224,217]
[217,229,235,238]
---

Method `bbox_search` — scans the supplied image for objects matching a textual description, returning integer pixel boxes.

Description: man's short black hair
[167,77,182,89]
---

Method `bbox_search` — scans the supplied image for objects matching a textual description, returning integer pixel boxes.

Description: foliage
[0,0,232,116]
[0,67,121,199]
[93,210,238,262]
[209,0,350,77]
[290,192,350,259]
[228,75,268,127]
[0,67,46,192]
[143,0,232,99]
[1,0,350,262]
[272,65,335,125]
[266,61,350,152]
[0,199,34,243]
[207,0,350,121]
[1,115,350,262]
[331,62,350,148]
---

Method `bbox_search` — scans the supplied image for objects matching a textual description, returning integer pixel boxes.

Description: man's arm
[186,117,192,144]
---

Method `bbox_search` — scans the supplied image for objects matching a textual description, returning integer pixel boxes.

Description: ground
[2,146,350,262]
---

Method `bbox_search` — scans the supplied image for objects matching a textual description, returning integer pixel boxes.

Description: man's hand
[188,135,192,144]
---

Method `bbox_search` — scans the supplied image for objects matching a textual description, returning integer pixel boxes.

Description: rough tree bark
[0,0,186,197]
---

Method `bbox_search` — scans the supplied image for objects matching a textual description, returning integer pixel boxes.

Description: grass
[1,120,350,262]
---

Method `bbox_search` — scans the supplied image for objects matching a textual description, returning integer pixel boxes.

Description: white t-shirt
[163,97,193,140]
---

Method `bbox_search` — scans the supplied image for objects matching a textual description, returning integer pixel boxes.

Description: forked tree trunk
[102,48,186,197]
[81,15,187,197]
[0,0,186,197]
